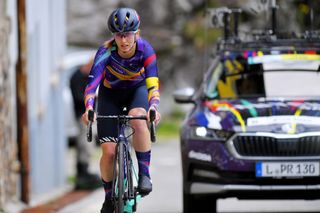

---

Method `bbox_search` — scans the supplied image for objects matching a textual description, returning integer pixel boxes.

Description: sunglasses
[114,31,137,39]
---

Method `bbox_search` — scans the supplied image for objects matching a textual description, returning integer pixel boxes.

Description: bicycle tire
[115,141,125,213]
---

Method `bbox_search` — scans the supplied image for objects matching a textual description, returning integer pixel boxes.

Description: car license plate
[256,161,320,177]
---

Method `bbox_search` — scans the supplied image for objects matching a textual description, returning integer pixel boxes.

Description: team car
[174,6,320,213]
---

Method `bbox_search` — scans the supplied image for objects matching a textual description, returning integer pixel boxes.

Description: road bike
[87,109,156,213]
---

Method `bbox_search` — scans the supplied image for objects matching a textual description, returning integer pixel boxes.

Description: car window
[205,62,223,99]
[205,53,320,99]
[205,58,265,99]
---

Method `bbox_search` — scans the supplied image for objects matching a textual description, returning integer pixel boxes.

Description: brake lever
[149,109,156,143]
[87,110,94,142]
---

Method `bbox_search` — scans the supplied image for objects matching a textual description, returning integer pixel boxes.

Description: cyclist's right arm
[82,44,110,124]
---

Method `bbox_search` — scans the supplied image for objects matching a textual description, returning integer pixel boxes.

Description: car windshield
[205,54,320,99]
[264,71,320,97]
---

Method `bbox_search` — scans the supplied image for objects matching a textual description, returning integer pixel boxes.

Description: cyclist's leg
[97,86,122,181]
[128,85,153,195]
[128,85,150,152]
[97,86,123,212]
[129,108,150,152]
[100,143,116,182]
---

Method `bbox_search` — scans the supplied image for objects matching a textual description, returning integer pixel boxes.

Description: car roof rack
[207,0,320,52]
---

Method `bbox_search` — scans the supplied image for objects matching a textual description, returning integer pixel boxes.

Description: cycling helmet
[108,8,140,33]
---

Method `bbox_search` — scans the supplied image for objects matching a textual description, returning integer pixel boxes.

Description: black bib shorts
[97,84,148,143]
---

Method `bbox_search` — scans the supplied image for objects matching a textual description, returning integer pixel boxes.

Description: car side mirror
[173,87,195,104]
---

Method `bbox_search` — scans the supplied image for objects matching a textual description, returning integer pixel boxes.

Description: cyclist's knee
[129,107,146,116]
[101,143,116,163]
[129,108,148,130]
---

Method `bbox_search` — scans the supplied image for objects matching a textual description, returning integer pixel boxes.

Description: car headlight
[190,126,234,141]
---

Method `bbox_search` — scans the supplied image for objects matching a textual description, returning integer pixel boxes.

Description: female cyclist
[82,7,161,213]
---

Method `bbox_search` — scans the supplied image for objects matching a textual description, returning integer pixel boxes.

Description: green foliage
[157,108,185,139]
[183,13,221,49]
[157,120,180,138]
[67,175,76,184]
[170,107,186,120]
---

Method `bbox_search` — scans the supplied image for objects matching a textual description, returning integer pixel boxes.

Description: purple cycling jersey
[84,37,160,109]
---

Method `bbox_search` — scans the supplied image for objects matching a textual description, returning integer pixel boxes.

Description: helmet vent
[126,12,130,19]
[114,14,119,28]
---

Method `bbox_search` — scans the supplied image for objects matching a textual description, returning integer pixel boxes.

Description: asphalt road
[59,138,183,213]
[59,138,320,213]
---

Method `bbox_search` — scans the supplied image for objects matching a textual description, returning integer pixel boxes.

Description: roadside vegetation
[157,108,186,139]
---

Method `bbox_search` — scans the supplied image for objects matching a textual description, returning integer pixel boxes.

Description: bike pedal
[124,195,141,213]
[124,199,135,213]
[136,194,142,201]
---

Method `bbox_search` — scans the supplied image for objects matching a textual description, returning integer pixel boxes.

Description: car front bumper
[190,182,320,194]
[182,138,320,199]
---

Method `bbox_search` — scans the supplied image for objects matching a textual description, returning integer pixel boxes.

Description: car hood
[191,98,320,134]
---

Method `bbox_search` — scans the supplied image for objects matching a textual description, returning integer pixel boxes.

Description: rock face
[0,0,18,210]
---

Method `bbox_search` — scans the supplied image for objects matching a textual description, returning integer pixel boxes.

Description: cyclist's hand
[82,108,96,125]
[148,106,161,126]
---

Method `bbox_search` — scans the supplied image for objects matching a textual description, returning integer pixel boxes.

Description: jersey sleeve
[143,40,160,109]
[84,45,109,109]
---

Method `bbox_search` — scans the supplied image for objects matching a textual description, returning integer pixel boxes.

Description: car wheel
[183,192,217,213]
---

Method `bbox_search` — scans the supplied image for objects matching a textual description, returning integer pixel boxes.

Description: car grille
[232,134,320,157]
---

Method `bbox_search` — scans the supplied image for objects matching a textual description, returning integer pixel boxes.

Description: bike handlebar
[86,109,157,143]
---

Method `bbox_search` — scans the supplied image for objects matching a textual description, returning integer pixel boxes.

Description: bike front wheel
[115,142,125,213]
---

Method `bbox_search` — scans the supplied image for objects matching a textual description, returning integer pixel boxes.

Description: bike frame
[87,111,156,213]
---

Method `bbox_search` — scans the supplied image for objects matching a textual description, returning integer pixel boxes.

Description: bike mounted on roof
[207,0,320,51]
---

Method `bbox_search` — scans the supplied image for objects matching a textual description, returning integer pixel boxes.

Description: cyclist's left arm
[143,40,161,125]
